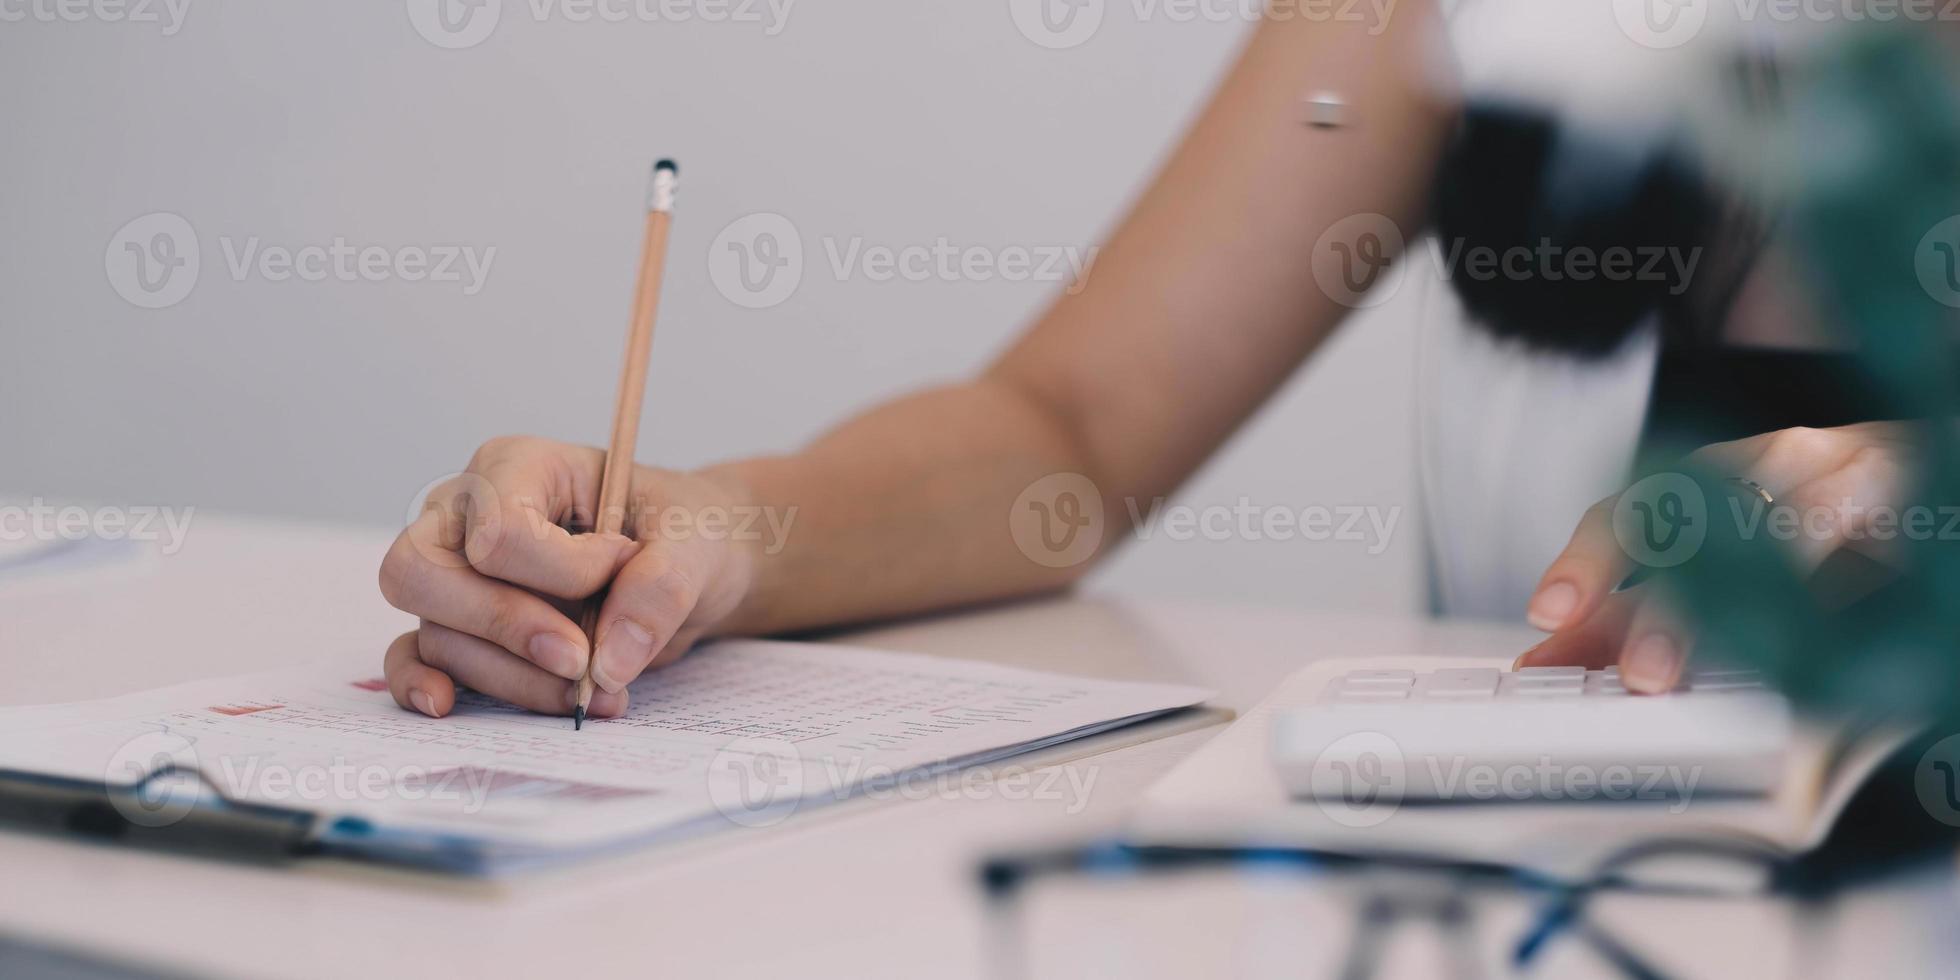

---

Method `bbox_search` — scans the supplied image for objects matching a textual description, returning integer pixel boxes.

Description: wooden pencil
[575,158,679,729]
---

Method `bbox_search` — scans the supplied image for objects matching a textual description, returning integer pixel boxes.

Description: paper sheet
[0,640,1211,867]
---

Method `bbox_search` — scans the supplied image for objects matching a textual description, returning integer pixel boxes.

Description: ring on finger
[1727,477,1774,506]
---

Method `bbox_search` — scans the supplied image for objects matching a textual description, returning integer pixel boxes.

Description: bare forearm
[708,378,1095,635]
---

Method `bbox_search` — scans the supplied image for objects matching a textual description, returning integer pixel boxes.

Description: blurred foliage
[1660,27,1960,725]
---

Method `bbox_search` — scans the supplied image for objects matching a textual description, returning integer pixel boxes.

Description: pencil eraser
[654,159,679,175]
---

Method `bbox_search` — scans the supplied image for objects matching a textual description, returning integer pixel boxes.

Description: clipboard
[0,766,316,865]
[0,643,1231,875]
[0,703,1236,874]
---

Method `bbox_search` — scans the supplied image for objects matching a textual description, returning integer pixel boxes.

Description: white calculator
[1271,665,1795,803]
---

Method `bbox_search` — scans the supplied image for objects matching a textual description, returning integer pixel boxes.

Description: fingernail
[1527,582,1579,631]
[1624,634,1681,693]
[593,618,654,694]
[530,633,588,680]
[589,689,630,719]
[409,690,440,718]
[1512,644,1542,670]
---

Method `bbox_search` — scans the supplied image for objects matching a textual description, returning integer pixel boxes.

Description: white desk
[0,515,1951,979]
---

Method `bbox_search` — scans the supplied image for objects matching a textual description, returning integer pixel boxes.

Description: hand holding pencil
[381,160,761,725]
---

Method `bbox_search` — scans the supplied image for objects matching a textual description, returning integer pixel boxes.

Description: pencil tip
[573,705,585,731]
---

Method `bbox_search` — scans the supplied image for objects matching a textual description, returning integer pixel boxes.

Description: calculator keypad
[1323,666,1766,703]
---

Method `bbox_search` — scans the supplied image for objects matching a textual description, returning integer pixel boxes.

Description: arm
[717,4,1456,633]
[379,6,1456,717]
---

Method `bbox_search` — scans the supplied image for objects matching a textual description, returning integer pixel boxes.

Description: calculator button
[1689,669,1762,689]
[1690,679,1764,692]
[1340,670,1417,688]
[1511,676,1581,690]
[1416,668,1500,699]
[1584,676,1629,696]
[1692,668,1759,680]
[1516,666,1585,681]
[1509,683,1583,697]
[1333,688,1410,702]
[1498,672,1581,698]
[1684,668,1763,693]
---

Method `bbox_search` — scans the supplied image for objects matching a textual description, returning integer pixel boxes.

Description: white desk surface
[1,515,1952,979]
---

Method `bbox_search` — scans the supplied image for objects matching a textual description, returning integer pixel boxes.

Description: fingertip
[385,630,457,718]
[528,632,591,681]
[1514,636,1579,670]
[592,617,655,695]
[600,532,645,578]
[410,689,442,718]
[1623,633,1683,694]
[598,531,640,552]
[560,531,643,600]
[590,689,630,719]
[412,670,457,718]
[1526,580,1580,632]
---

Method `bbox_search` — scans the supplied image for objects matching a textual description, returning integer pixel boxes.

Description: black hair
[1429,101,1729,358]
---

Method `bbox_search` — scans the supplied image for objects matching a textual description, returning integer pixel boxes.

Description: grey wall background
[0,0,1425,613]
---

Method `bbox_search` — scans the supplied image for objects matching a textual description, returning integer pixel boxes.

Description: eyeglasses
[978,838,1794,980]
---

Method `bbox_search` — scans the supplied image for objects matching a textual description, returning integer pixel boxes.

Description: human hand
[1516,423,1917,692]
[379,436,758,719]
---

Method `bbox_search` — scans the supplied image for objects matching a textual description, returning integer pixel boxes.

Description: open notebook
[1130,656,1909,882]
[0,640,1212,874]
